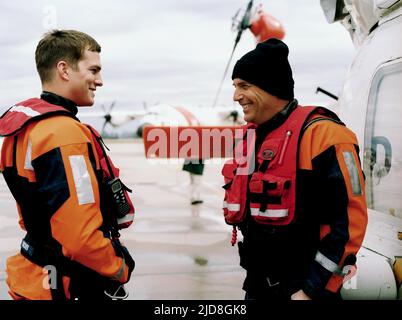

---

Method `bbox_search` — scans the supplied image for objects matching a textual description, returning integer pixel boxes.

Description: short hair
[35,29,101,84]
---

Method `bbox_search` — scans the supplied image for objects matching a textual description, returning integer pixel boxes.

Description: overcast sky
[0,0,355,113]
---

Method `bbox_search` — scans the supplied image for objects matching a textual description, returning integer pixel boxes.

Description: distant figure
[183,159,205,205]
[0,30,135,300]
[222,38,368,300]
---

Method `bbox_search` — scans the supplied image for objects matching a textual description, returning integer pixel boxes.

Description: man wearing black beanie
[232,38,294,102]
[222,38,367,300]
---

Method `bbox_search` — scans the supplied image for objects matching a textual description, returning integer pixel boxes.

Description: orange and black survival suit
[0,92,135,300]
[222,100,368,300]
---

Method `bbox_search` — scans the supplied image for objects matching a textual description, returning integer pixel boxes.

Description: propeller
[142,101,148,111]
[101,100,117,135]
[223,110,240,124]
[212,0,254,108]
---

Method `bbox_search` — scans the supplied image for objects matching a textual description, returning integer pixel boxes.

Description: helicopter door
[364,59,402,219]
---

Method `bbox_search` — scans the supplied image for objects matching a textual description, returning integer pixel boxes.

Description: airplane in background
[79,102,246,138]
[320,0,402,299]
[79,0,285,137]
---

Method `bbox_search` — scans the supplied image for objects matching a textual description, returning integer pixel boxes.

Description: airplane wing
[78,109,146,119]
[78,109,147,127]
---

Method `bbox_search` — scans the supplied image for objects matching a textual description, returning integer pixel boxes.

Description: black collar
[40,91,78,116]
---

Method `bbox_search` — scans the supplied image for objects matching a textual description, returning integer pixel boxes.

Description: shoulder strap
[301,107,344,134]
[0,98,78,137]
[85,124,115,180]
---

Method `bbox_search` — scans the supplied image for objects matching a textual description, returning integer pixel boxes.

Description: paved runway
[0,139,245,300]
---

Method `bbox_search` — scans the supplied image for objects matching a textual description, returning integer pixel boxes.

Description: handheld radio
[106,177,131,218]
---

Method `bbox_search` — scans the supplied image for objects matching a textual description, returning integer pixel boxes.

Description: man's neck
[256,99,298,134]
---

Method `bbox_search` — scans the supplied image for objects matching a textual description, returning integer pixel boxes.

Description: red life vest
[0,98,73,136]
[0,98,135,230]
[222,122,257,225]
[222,105,340,230]
[85,125,135,229]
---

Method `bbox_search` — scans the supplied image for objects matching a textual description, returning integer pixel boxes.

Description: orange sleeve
[324,143,368,292]
[299,119,368,296]
[30,117,129,283]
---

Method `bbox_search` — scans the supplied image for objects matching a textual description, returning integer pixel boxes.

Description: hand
[291,289,312,300]
[112,240,135,282]
[120,244,135,282]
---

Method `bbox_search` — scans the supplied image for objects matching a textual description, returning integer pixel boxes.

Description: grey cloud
[0,0,355,110]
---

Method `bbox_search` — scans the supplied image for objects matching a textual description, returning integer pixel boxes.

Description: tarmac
[0,139,245,300]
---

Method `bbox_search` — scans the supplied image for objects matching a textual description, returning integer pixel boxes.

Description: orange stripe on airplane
[173,106,200,126]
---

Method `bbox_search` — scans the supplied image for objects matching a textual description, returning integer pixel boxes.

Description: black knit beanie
[232,38,294,100]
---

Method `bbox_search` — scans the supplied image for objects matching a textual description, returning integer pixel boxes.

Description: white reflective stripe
[24,139,33,171]
[223,201,240,211]
[250,208,288,218]
[69,155,95,205]
[228,203,240,211]
[112,256,126,281]
[250,208,259,216]
[315,251,344,275]
[117,213,134,225]
[342,151,363,196]
[9,105,40,117]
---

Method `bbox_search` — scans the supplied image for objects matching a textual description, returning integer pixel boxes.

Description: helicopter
[320,0,402,299]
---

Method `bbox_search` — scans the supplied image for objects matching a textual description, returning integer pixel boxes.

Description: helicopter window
[364,60,402,219]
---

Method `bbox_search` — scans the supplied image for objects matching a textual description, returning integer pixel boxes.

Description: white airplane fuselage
[136,104,245,136]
